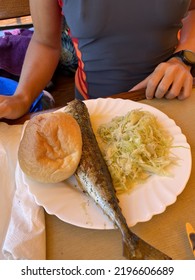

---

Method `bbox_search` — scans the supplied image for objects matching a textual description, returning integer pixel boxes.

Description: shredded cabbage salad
[97,109,177,194]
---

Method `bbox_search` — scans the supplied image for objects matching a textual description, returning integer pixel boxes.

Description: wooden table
[4,88,195,260]
[44,89,195,260]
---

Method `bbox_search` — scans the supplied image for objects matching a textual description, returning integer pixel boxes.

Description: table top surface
[43,89,195,260]
[5,88,195,260]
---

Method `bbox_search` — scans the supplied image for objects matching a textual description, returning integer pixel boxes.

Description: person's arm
[173,2,195,53]
[130,0,195,100]
[0,0,62,119]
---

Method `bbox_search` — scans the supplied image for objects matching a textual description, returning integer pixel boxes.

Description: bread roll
[18,111,82,183]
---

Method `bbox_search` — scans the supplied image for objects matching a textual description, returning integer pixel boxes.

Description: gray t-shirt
[62,0,191,98]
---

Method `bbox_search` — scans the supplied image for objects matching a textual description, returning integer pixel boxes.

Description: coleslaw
[97,109,177,194]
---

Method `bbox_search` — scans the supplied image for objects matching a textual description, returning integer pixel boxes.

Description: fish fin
[123,237,171,260]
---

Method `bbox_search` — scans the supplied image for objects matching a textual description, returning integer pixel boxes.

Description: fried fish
[64,99,171,260]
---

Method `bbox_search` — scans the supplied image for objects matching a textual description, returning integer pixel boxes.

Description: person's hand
[129,58,193,100]
[0,94,30,120]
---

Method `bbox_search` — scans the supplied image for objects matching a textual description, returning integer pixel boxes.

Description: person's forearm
[175,9,195,52]
[14,35,61,106]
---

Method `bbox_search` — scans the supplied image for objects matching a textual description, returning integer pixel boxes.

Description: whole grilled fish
[64,99,171,260]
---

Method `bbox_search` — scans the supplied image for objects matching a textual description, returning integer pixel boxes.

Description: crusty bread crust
[18,111,82,183]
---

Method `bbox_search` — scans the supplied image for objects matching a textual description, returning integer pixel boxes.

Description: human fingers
[129,66,172,99]
[145,63,167,99]
[158,69,185,99]
[0,96,27,120]
[0,98,11,119]
[165,72,193,100]
[129,62,179,98]
[128,75,150,92]
[146,60,193,99]
[165,75,192,100]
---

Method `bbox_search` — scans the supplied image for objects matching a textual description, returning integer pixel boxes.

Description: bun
[18,111,82,183]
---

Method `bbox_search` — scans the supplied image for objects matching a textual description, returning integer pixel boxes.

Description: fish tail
[122,233,171,260]
[123,240,135,259]
[122,235,142,260]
